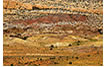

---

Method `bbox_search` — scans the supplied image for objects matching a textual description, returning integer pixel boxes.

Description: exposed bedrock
[3,14,103,39]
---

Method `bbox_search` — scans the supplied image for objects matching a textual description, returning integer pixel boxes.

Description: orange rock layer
[3,0,103,14]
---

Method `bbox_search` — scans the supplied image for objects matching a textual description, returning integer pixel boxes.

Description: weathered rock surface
[3,0,103,22]
[3,0,103,66]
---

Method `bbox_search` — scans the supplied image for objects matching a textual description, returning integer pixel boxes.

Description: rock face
[3,0,103,41]
[3,0,103,22]
[3,0,103,66]
[3,13,102,38]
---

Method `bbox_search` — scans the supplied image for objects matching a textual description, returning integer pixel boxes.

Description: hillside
[3,0,103,66]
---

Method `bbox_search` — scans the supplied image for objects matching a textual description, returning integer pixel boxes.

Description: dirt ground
[3,33,103,66]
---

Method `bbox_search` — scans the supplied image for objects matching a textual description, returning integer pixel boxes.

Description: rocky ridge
[3,0,103,22]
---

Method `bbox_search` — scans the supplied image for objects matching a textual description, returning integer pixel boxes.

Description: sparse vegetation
[3,0,103,66]
[69,62,72,64]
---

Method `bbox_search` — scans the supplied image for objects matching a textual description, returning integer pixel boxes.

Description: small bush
[75,57,79,59]
[69,62,72,64]
[10,64,13,66]
[68,44,72,46]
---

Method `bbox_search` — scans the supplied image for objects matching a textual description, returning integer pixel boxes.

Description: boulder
[3,0,9,9]
[22,3,32,10]
[7,1,18,9]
